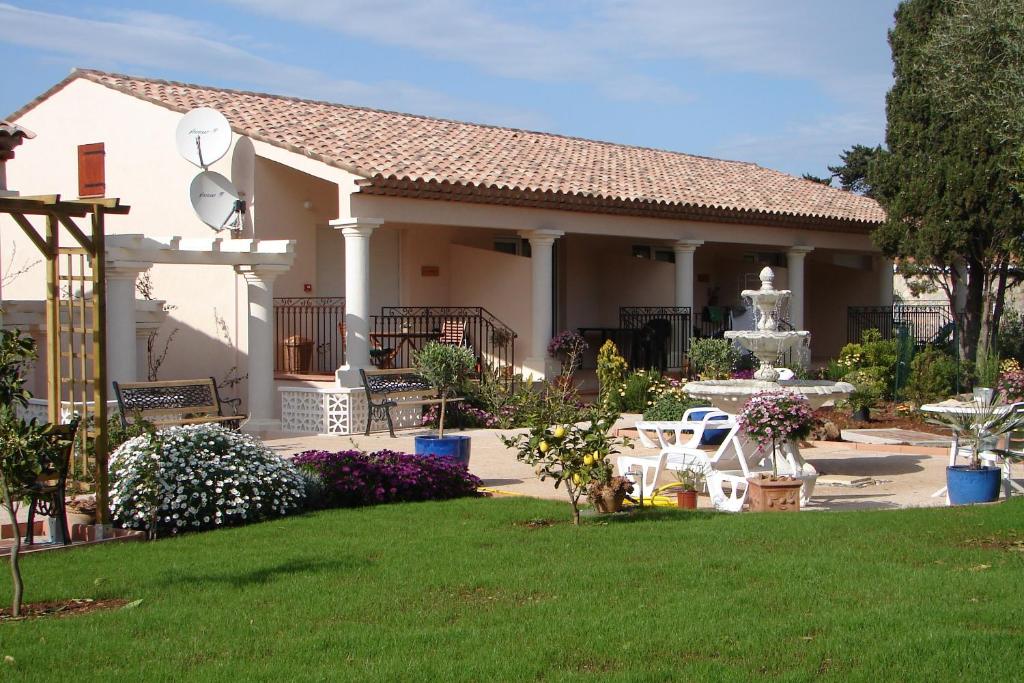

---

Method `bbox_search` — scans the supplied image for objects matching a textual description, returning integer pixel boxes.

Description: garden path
[261,413,955,512]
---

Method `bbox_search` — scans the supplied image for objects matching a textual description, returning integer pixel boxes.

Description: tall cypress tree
[870,0,1024,361]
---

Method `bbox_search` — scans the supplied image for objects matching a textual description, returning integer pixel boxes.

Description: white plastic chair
[617,451,668,502]
[634,409,731,450]
[706,472,749,513]
[617,420,756,512]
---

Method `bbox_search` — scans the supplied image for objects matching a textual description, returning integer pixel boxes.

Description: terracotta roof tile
[17,70,885,227]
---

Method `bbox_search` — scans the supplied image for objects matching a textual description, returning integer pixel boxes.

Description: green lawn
[2,497,1023,681]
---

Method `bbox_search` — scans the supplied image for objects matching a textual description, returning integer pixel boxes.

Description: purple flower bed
[292,449,483,508]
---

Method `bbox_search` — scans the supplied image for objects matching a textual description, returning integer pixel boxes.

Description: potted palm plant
[412,341,477,467]
[925,389,1024,505]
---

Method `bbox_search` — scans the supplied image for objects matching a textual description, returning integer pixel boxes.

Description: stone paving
[261,414,955,512]
[840,427,952,448]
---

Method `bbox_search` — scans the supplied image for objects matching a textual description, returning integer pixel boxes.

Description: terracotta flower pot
[594,488,627,513]
[676,490,698,509]
[746,475,802,512]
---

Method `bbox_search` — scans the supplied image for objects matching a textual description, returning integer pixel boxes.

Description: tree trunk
[1,484,23,618]
[985,256,1010,355]
[438,395,446,438]
[959,255,986,363]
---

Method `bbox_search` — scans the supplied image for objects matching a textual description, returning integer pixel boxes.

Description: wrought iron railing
[618,307,691,369]
[371,306,516,376]
[274,297,344,375]
[847,303,954,346]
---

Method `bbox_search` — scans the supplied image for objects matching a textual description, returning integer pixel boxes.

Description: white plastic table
[921,400,1023,500]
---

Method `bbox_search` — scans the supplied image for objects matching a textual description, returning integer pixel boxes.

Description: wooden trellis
[1,194,129,528]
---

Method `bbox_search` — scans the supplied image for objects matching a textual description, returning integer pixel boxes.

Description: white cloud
[225,0,895,106]
[222,0,694,103]
[0,3,548,127]
[714,112,883,176]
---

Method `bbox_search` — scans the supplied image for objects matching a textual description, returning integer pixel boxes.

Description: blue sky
[0,1,900,178]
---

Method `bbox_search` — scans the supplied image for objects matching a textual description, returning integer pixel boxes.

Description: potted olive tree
[413,341,477,467]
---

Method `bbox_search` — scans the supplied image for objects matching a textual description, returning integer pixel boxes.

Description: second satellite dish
[190,171,242,230]
[176,107,231,168]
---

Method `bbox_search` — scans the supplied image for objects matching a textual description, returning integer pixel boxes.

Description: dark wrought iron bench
[24,418,80,546]
[112,378,245,429]
[359,368,462,437]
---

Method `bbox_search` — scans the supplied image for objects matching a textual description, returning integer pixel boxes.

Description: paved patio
[261,414,954,512]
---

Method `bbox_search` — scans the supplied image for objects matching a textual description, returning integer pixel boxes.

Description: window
[654,249,676,264]
[77,143,105,198]
[632,244,675,263]
[494,237,532,257]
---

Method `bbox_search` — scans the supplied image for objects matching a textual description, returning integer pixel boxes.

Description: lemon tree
[501,405,629,525]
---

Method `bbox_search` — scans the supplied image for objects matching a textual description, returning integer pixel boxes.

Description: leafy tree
[801,173,832,186]
[828,144,881,197]
[0,330,40,617]
[413,341,475,437]
[870,0,1024,361]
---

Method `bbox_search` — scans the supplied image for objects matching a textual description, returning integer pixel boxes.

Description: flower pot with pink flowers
[738,390,819,511]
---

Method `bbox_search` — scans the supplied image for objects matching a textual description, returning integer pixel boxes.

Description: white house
[0,69,889,434]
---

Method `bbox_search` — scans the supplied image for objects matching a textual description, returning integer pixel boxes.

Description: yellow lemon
[538,441,549,453]
[553,426,566,439]
[583,454,594,466]
[572,473,581,485]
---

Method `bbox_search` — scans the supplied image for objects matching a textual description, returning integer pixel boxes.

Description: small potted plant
[844,368,884,422]
[586,454,635,514]
[413,341,477,466]
[548,331,588,376]
[672,465,705,509]
[925,389,1024,505]
[738,390,818,512]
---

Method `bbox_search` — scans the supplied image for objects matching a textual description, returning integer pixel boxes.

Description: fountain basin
[683,379,855,411]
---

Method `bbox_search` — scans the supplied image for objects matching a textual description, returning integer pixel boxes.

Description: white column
[876,256,894,306]
[673,240,703,313]
[331,218,383,386]
[786,247,813,330]
[105,262,151,391]
[519,229,563,379]
[236,265,288,432]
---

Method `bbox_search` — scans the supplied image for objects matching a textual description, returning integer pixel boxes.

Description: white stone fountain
[684,266,854,411]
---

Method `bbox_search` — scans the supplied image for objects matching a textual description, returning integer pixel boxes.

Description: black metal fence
[371,306,516,376]
[274,297,344,375]
[619,307,691,369]
[847,302,954,346]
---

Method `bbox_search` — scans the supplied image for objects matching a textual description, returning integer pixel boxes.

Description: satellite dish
[189,171,243,231]
[176,108,231,168]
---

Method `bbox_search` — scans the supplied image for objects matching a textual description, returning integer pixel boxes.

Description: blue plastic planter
[946,465,1001,505]
[414,434,472,468]
[689,408,730,446]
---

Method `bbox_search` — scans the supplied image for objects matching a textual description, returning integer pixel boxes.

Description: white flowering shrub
[109,423,306,534]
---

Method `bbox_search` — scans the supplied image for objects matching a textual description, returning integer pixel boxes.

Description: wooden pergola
[1,194,129,529]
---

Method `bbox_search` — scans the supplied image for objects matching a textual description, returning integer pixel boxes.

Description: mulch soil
[815,404,950,436]
[0,598,128,622]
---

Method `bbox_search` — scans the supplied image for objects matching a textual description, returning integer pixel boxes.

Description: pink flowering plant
[998,366,1024,402]
[737,391,817,476]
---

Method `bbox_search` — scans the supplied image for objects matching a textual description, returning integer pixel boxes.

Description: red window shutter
[78,143,105,198]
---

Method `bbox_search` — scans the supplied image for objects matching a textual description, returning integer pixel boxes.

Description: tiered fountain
[684,266,854,410]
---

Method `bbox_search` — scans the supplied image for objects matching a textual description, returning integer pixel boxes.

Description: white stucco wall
[0,77,360,413]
